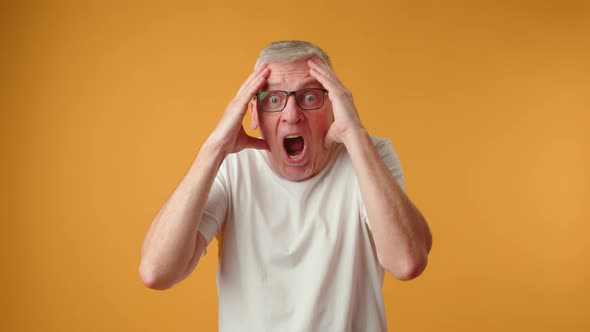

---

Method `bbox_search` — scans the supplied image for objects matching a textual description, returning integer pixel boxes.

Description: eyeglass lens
[258,89,324,112]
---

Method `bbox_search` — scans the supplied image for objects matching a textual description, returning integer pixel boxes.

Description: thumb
[244,135,270,151]
[323,124,339,149]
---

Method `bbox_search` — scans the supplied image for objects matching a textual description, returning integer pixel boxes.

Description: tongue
[284,137,304,156]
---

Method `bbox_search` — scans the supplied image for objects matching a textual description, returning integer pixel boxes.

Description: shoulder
[337,136,399,165]
[222,148,268,170]
[368,135,406,190]
[217,148,271,187]
[369,135,390,146]
[369,135,398,157]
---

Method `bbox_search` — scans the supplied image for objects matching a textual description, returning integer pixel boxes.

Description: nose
[281,95,304,124]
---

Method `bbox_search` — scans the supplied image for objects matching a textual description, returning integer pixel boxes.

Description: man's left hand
[307,56,365,148]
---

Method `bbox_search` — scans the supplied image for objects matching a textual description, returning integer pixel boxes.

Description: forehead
[265,61,321,90]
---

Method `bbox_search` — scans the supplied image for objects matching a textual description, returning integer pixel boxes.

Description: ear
[250,100,259,130]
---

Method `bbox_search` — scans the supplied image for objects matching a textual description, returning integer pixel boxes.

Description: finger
[309,55,330,69]
[323,124,339,149]
[235,65,269,101]
[244,135,270,151]
[223,69,270,124]
[236,69,269,101]
[308,57,342,83]
[307,59,344,89]
[308,65,341,94]
[236,63,268,96]
[235,68,270,105]
[242,63,268,87]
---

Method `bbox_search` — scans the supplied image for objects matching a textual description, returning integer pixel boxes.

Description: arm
[308,57,432,280]
[139,144,225,290]
[345,131,432,280]
[139,64,271,290]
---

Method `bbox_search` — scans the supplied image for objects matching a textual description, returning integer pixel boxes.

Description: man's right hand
[206,64,271,156]
[140,65,272,289]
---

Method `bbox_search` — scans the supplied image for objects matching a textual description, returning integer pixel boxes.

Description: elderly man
[140,40,432,331]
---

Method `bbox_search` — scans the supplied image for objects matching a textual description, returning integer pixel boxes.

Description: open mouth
[284,135,305,157]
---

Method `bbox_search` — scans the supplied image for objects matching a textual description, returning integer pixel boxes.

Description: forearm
[139,140,226,288]
[139,64,269,289]
[343,129,432,280]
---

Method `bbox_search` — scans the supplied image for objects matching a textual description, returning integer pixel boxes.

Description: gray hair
[254,40,332,70]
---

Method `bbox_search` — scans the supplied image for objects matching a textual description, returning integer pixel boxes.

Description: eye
[269,95,281,104]
[303,93,316,103]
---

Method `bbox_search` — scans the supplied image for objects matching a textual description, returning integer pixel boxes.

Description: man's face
[252,60,334,182]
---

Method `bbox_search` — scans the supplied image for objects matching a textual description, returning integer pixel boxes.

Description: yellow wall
[2,1,588,331]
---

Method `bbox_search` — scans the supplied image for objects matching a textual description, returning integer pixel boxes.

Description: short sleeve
[359,137,406,223]
[198,160,229,244]
[375,138,405,192]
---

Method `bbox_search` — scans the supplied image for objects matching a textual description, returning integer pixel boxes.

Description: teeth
[286,135,301,138]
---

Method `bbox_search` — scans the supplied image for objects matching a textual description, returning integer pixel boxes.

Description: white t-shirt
[198,136,405,332]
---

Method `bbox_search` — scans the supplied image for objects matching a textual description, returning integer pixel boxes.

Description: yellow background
[2,1,588,331]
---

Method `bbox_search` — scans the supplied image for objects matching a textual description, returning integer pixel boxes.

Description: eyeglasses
[255,88,328,112]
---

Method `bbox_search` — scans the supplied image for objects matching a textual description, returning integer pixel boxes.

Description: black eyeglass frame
[255,88,329,113]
